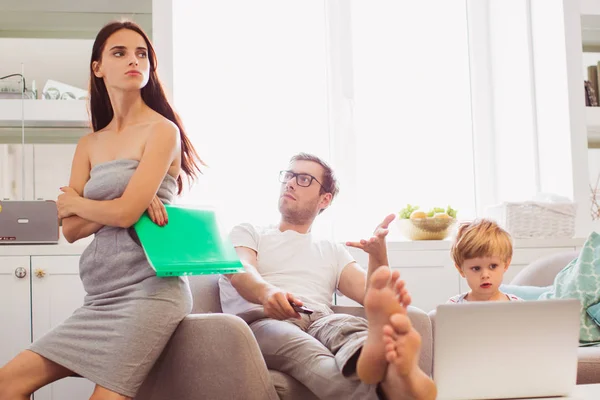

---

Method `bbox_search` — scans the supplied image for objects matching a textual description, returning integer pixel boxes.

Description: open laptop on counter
[0,200,59,244]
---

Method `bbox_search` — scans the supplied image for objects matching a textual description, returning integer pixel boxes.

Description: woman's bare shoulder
[146,109,179,131]
[146,115,180,147]
[76,130,101,148]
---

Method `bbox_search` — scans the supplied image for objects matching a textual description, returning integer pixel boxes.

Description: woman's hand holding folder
[146,196,168,227]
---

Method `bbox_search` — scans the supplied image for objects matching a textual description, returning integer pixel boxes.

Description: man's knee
[310,314,368,345]
[314,313,368,329]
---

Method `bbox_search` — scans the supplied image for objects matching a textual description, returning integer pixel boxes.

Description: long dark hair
[89,20,203,194]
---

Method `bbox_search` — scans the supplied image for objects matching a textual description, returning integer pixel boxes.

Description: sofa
[428,251,600,385]
[509,251,600,384]
[135,275,434,400]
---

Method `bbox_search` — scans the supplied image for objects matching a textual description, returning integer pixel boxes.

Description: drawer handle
[14,267,27,279]
[34,268,47,279]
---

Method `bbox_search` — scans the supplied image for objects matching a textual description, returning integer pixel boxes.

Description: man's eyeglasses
[279,170,323,188]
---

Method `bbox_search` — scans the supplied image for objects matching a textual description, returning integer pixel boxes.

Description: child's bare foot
[380,314,437,400]
[357,267,409,384]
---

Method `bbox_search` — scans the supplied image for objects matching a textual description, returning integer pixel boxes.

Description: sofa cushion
[510,251,578,286]
[188,275,223,313]
[500,284,552,301]
[587,302,600,328]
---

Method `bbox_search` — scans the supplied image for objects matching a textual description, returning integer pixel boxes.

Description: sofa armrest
[510,251,578,286]
[135,313,279,400]
[406,305,433,377]
[331,305,433,377]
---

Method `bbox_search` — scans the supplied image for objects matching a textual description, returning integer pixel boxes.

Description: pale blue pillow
[587,302,600,326]
[500,284,552,301]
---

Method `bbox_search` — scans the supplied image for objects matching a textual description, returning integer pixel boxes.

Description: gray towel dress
[29,159,192,397]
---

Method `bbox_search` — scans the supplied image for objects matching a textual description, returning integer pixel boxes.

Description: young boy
[447,218,523,303]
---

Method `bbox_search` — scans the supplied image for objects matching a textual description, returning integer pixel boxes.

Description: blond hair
[451,219,513,267]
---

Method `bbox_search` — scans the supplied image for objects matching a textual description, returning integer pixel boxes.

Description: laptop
[0,200,59,244]
[434,299,581,400]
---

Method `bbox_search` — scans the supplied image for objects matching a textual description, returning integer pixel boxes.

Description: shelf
[582,0,600,17]
[0,1,152,40]
[582,0,600,52]
[581,15,600,52]
[587,107,600,148]
[0,99,90,144]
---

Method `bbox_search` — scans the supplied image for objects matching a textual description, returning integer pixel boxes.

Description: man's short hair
[289,153,340,201]
[451,218,513,267]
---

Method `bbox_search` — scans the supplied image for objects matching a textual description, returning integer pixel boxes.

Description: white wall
[151,0,173,100]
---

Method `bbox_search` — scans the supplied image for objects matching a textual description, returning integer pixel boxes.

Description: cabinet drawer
[0,256,31,366]
[347,248,453,268]
[31,255,80,274]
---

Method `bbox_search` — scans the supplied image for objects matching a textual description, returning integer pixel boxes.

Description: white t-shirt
[218,223,355,316]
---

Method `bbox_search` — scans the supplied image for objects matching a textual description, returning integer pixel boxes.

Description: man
[219,153,436,400]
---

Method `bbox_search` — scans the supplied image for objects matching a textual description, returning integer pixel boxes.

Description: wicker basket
[397,218,456,240]
[485,202,576,239]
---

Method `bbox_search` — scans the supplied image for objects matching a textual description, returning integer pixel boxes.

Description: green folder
[133,205,244,277]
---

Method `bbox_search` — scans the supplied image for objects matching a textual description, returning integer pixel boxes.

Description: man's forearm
[367,246,390,284]
[228,263,275,305]
[62,215,103,243]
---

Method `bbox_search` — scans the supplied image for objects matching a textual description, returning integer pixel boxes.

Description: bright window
[338,0,476,239]
[173,1,477,240]
[173,1,330,233]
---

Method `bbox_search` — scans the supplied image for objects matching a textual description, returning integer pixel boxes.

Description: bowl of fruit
[397,204,458,240]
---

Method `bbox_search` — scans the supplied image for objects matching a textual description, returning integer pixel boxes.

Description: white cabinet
[30,256,94,400]
[336,264,459,312]
[344,246,461,312]
[387,250,461,313]
[0,256,31,366]
[0,252,94,400]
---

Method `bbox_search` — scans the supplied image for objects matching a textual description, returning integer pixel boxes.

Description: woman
[0,20,202,400]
